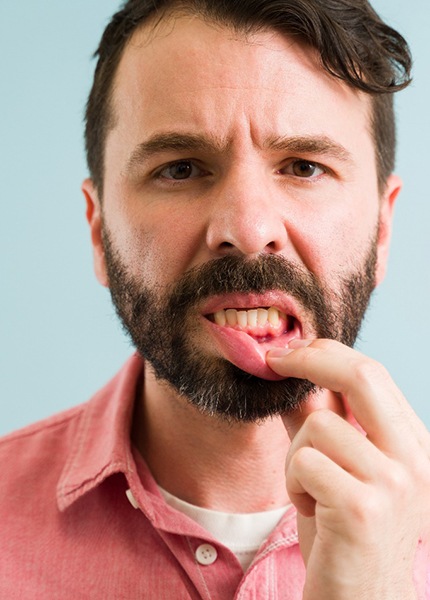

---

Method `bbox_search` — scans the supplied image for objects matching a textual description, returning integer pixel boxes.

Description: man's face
[84,16,399,421]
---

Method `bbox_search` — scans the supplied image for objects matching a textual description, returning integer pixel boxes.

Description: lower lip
[201,317,300,380]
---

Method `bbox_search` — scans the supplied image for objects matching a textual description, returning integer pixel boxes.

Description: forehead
[107,14,373,164]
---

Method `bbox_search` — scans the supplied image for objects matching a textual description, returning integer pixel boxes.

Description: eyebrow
[125,131,353,174]
[125,132,229,174]
[266,134,353,163]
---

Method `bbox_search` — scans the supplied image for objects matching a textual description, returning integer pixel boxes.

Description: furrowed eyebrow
[266,134,353,163]
[124,131,353,176]
[125,132,229,174]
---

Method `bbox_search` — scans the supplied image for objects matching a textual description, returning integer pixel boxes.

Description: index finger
[267,339,427,454]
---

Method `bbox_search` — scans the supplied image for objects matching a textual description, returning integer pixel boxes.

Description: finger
[285,408,387,483]
[286,444,364,517]
[281,388,346,441]
[267,339,429,456]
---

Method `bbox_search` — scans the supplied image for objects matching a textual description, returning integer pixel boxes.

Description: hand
[267,339,430,600]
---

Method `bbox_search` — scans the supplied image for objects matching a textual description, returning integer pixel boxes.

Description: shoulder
[0,354,142,465]
[0,403,85,456]
[0,404,87,500]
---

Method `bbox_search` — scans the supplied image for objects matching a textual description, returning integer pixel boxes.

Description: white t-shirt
[159,486,290,571]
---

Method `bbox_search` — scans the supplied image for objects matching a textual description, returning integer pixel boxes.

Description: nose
[205,166,290,257]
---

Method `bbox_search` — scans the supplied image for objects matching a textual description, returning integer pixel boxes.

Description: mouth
[199,293,306,380]
[205,306,300,344]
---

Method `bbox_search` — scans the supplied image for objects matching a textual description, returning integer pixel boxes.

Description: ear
[82,178,109,287]
[374,174,402,287]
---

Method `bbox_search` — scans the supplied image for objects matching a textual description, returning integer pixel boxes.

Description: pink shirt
[0,354,428,598]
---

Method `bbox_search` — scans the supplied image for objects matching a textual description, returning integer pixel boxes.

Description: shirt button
[195,544,218,566]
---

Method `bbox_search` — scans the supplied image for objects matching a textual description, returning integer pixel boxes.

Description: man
[1,0,429,598]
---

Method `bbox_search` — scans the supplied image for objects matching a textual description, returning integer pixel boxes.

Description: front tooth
[214,310,226,326]
[268,307,280,327]
[226,309,238,326]
[247,309,258,327]
[237,311,247,328]
[257,308,268,326]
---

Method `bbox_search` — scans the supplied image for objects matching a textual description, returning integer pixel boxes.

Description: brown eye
[293,161,316,177]
[282,160,325,178]
[160,160,202,180]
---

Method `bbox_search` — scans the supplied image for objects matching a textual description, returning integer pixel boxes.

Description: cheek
[108,210,206,287]
[290,197,379,278]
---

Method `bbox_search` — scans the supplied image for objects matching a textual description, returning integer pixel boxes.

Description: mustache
[102,220,330,320]
[164,254,330,319]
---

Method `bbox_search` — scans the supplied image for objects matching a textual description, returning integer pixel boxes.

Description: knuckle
[287,446,317,481]
[350,357,387,387]
[290,445,314,471]
[305,409,334,436]
[383,464,408,492]
[349,490,382,527]
[381,463,414,505]
[349,468,412,530]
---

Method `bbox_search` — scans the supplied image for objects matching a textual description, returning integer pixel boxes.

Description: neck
[132,367,291,513]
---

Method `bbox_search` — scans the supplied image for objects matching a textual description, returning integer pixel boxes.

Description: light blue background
[1,1,429,435]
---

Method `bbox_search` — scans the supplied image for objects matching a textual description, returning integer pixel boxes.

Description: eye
[158,160,204,181]
[281,160,326,179]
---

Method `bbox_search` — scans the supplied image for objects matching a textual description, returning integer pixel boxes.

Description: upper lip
[199,292,307,324]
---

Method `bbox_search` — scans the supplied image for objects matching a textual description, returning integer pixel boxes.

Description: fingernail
[288,339,313,349]
[266,348,294,359]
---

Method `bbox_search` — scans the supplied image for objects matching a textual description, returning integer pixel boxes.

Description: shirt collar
[56,353,144,511]
[55,353,299,548]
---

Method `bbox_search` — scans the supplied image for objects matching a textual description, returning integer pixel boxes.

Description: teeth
[237,311,248,327]
[214,310,226,326]
[226,309,237,326]
[212,307,286,329]
[247,309,258,327]
[257,308,268,326]
[268,306,280,327]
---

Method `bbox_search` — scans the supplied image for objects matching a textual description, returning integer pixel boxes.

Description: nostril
[266,240,280,251]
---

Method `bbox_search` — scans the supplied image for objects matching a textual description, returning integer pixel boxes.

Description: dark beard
[103,228,377,423]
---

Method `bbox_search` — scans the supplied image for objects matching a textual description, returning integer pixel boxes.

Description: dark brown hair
[85,0,412,196]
